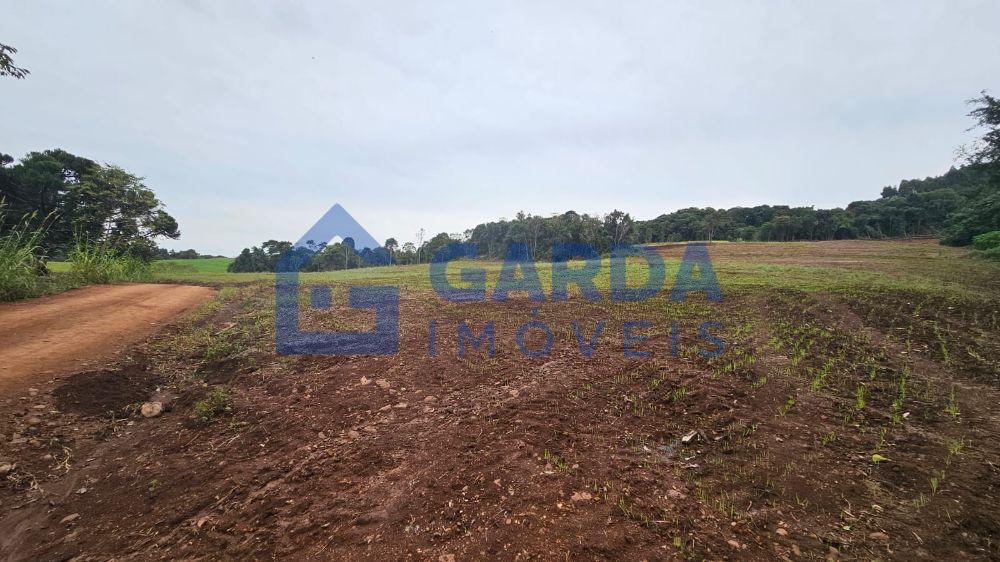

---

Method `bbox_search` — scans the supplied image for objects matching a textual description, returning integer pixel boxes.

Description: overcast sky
[3,1,1000,255]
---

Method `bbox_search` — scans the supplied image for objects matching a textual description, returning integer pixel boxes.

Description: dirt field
[1,240,998,560]
[0,284,214,394]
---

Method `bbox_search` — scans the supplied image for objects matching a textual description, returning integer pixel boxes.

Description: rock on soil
[140,402,164,418]
[869,531,889,541]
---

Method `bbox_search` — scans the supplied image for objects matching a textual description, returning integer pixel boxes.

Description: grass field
[147,239,1000,300]
[47,256,233,275]
[153,256,234,273]
[6,239,1000,560]
[44,241,998,301]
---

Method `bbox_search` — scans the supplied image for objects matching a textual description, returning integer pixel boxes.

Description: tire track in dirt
[0,284,214,395]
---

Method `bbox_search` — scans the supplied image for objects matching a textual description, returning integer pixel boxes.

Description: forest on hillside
[465,161,997,259]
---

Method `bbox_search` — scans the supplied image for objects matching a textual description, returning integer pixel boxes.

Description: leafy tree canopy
[0,43,29,79]
[0,149,180,259]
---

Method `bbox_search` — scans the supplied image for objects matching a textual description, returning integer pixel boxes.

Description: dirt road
[0,284,213,393]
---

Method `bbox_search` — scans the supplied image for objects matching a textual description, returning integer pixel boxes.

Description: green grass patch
[192,387,233,423]
[154,257,233,273]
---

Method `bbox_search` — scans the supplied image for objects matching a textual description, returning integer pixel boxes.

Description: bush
[68,239,150,283]
[192,387,233,423]
[941,192,1000,246]
[0,206,46,301]
[981,246,1000,259]
[972,230,1000,251]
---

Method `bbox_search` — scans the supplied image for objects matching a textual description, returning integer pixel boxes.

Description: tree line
[154,248,225,260]
[229,92,999,272]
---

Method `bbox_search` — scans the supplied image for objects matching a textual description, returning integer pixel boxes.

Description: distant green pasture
[147,252,1000,301]
[43,242,999,302]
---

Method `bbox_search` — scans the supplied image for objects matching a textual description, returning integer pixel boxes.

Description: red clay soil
[0,284,214,395]
[0,267,998,560]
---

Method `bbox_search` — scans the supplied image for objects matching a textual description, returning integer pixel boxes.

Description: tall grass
[68,239,150,283]
[0,208,46,301]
